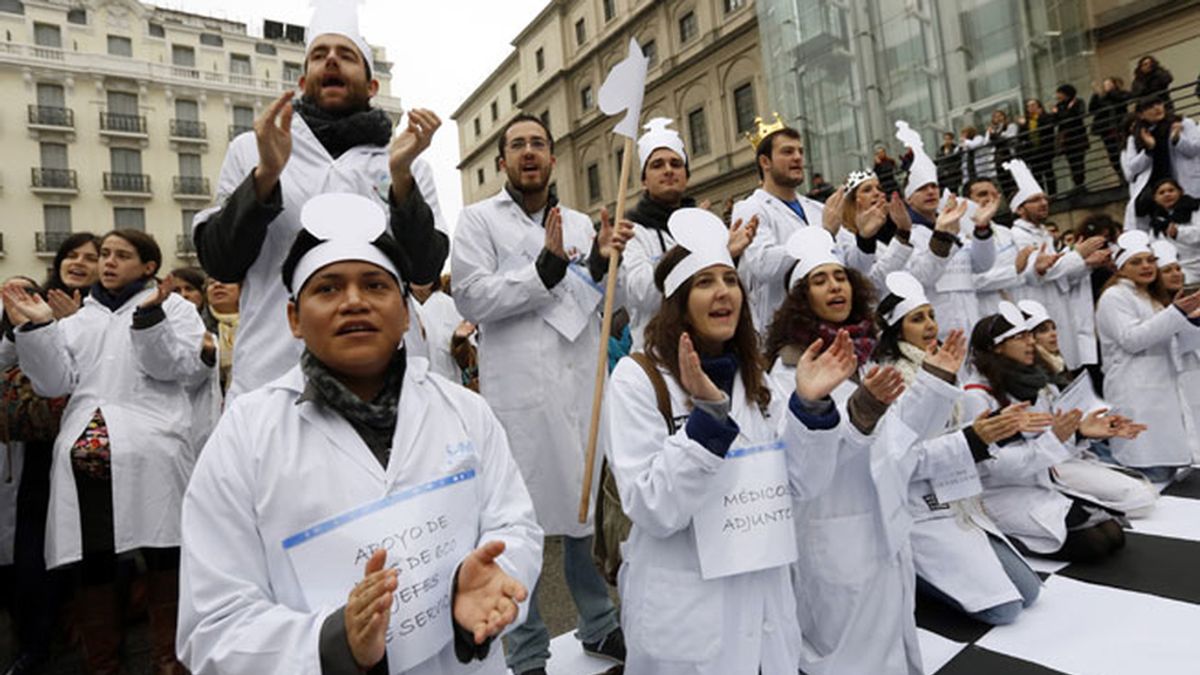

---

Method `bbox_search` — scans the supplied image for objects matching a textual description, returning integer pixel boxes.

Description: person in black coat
[935,132,963,194]
[1131,55,1174,108]
[1018,98,1057,197]
[1051,84,1089,191]
[1089,77,1131,181]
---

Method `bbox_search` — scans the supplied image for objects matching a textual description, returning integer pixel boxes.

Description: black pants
[10,441,66,661]
[1063,146,1087,188]
[1100,133,1124,181]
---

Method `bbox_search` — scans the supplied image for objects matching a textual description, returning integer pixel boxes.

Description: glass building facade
[756,0,1093,182]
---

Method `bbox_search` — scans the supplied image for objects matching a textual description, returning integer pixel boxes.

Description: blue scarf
[700,353,739,398]
[89,278,149,312]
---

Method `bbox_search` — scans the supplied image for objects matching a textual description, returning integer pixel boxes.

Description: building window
[535,47,545,72]
[34,22,62,48]
[603,0,616,22]
[179,153,202,178]
[643,39,658,68]
[107,90,139,117]
[490,100,499,122]
[679,12,698,44]
[0,0,25,16]
[40,142,68,170]
[575,18,586,46]
[723,0,746,12]
[43,205,71,233]
[255,42,276,55]
[282,61,302,84]
[199,32,223,47]
[580,85,594,111]
[476,168,485,186]
[110,147,143,175]
[473,117,481,137]
[36,82,65,108]
[148,22,165,38]
[540,110,551,129]
[107,35,132,57]
[181,209,198,236]
[733,83,756,134]
[230,54,252,81]
[688,107,710,157]
[67,8,87,24]
[231,105,254,137]
[114,207,146,231]
[172,44,196,68]
[587,163,602,203]
[510,82,518,104]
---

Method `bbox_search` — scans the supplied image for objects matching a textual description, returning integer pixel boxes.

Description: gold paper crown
[744,112,787,151]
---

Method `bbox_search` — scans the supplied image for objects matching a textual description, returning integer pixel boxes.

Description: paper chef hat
[663,208,735,297]
[845,169,877,192]
[288,193,399,295]
[786,227,843,290]
[1017,299,1052,331]
[895,121,938,199]
[993,301,1029,344]
[638,118,687,170]
[880,272,930,326]
[307,0,375,75]
[1115,230,1152,269]
[1152,240,1180,267]
[1003,159,1045,211]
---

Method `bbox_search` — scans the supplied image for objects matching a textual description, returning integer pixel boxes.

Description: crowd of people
[2,4,1200,673]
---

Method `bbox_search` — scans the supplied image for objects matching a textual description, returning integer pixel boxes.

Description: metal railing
[103,172,150,193]
[36,231,72,254]
[99,111,146,134]
[170,119,207,139]
[31,167,77,190]
[173,176,210,196]
[176,233,197,256]
[27,104,74,128]
[228,124,253,140]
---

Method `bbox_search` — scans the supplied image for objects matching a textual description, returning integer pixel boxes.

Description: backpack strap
[628,352,674,433]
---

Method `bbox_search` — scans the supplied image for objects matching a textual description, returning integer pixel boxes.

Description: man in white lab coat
[193,2,448,401]
[178,193,543,675]
[451,114,631,674]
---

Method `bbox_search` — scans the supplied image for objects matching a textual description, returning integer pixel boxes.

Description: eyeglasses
[507,138,549,153]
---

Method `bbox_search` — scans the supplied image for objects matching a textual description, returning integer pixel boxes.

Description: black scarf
[999,362,1050,404]
[1148,194,1199,237]
[89,278,149,313]
[699,352,739,398]
[625,195,696,232]
[300,347,406,467]
[292,96,393,159]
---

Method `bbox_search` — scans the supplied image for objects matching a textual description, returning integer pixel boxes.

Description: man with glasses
[451,114,631,675]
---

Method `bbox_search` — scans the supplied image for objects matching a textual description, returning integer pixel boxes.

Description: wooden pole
[579,135,637,523]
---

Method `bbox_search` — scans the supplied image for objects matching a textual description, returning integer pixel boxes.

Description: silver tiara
[844,169,877,191]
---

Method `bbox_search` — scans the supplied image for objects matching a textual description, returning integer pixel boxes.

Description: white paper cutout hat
[1151,240,1179,267]
[785,227,843,290]
[1003,159,1045,211]
[895,121,938,199]
[288,193,399,295]
[880,271,930,326]
[662,208,735,297]
[1017,299,1052,330]
[637,118,687,171]
[307,0,375,75]
[993,301,1030,344]
[845,169,876,192]
[1115,230,1152,269]
[598,39,649,139]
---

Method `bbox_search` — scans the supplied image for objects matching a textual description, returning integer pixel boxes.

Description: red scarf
[793,318,877,367]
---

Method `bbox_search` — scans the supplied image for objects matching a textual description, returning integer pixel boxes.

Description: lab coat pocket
[633,565,723,663]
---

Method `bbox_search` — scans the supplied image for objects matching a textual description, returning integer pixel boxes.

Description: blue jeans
[505,535,619,673]
[917,533,1040,625]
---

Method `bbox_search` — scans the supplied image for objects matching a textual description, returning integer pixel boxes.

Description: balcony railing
[27,104,74,128]
[173,176,210,196]
[99,111,147,135]
[103,172,151,194]
[31,167,78,190]
[169,119,207,139]
[36,231,72,254]
[0,232,5,255]
[228,124,253,140]
[176,233,197,256]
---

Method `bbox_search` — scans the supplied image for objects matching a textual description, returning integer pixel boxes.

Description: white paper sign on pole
[691,441,798,580]
[598,38,649,139]
[283,470,478,674]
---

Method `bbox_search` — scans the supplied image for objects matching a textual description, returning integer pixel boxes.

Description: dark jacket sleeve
[193,169,283,283]
[389,186,448,286]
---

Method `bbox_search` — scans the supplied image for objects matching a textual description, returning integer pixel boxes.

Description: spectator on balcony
[1051,84,1089,192]
[988,110,1020,195]
[192,3,447,401]
[1017,98,1057,198]
[1123,96,1200,231]
[1131,55,1174,108]
[960,126,990,182]
[936,132,963,194]
[807,172,836,203]
[874,145,900,196]
[1090,77,1132,182]
[42,232,101,319]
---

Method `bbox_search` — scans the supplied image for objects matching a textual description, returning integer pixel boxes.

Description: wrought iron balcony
[36,231,72,254]
[27,105,74,128]
[176,233,197,256]
[99,111,147,135]
[172,176,210,197]
[228,124,253,140]
[170,119,207,139]
[31,167,78,191]
[103,172,151,194]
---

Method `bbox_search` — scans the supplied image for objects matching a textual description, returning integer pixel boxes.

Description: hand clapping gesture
[887,193,913,235]
[253,91,295,200]
[971,402,1031,445]
[934,194,969,235]
[924,329,967,375]
[389,108,442,201]
[544,208,566,260]
[821,188,846,235]
[597,207,635,262]
[856,201,887,239]
[678,332,724,403]
[861,365,905,404]
[46,288,83,319]
[453,540,529,645]
[1,283,53,326]
[1173,288,1200,319]
[794,329,858,401]
[727,215,759,259]
[344,549,397,670]
[139,276,176,311]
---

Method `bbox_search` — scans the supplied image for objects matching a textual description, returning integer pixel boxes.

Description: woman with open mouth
[43,232,102,319]
[603,208,854,675]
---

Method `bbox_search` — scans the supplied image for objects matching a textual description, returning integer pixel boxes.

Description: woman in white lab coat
[178,194,543,675]
[967,303,1146,561]
[873,276,1042,626]
[1153,241,1200,464]
[4,230,210,674]
[603,209,852,675]
[1097,231,1200,481]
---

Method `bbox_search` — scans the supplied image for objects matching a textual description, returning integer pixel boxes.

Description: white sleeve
[13,321,77,398]
[969,231,997,274]
[1096,290,1192,353]
[620,227,665,323]
[1120,138,1150,184]
[130,297,212,389]
[905,227,954,287]
[737,201,794,295]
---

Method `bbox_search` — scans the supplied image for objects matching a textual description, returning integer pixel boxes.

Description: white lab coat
[197,115,444,401]
[1096,280,1200,468]
[620,222,673,351]
[177,358,543,675]
[15,290,209,568]
[451,189,604,537]
[1121,117,1200,232]
[907,221,996,337]
[973,225,1025,316]
[1154,209,1200,283]
[603,355,841,675]
[1007,219,1096,367]
[412,291,467,384]
[733,189,825,333]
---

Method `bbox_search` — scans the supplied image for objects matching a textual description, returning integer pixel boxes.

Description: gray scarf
[299,348,406,467]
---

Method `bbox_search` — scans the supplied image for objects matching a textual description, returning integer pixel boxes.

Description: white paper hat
[637,118,687,170]
[1003,159,1045,211]
[880,271,930,326]
[895,121,938,199]
[307,0,375,75]
[1017,299,1052,330]
[786,227,843,290]
[1114,231,1152,269]
[845,169,876,192]
[1152,240,1180,267]
[993,301,1029,344]
[289,193,399,295]
[662,208,735,297]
